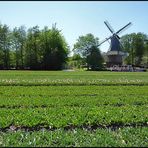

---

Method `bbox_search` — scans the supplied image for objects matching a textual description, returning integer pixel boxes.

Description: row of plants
[0,71,147,86]
[0,86,147,108]
[0,127,148,147]
[0,105,147,128]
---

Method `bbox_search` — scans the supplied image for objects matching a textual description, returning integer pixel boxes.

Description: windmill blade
[116,22,132,35]
[116,35,120,39]
[104,20,115,34]
[97,36,112,46]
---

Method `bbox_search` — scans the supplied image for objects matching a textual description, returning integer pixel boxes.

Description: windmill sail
[116,22,132,35]
[98,36,112,46]
[104,21,115,34]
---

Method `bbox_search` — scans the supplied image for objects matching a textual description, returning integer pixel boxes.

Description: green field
[0,71,148,147]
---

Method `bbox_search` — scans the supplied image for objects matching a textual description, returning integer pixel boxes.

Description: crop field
[0,70,148,147]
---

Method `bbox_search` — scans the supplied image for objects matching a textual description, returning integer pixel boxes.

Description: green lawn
[0,71,148,147]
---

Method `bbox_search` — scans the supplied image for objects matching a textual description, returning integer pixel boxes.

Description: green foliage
[121,32,148,66]
[73,34,103,70]
[142,39,148,67]
[1,128,148,147]
[0,24,11,69]
[25,26,41,69]
[73,33,99,57]
[68,53,85,69]
[0,23,69,70]
[24,25,69,70]
[11,26,26,69]
[87,46,104,70]
[40,25,69,70]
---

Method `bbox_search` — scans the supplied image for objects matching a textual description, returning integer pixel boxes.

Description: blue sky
[0,1,148,54]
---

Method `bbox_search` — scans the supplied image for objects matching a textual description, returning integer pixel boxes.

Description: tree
[142,38,148,67]
[17,26,26,69]
[24,24,69,70]
[40,24,69,70]
[121,32,147,66]
[73,33,103,70]
[120,33,134,65]
[25,26,41,69]
[87,45,104,70]
[0,24,11,69]
[12,26,26,69]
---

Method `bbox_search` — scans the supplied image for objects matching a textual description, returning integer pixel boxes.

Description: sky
[0,1,148,54]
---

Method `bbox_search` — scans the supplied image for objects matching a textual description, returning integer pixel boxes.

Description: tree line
[0,22,147,70]
[0,23,69,70]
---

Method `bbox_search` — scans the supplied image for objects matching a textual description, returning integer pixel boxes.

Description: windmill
[98,20,132,67]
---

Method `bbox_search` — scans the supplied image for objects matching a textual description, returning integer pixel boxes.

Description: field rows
[0,71,148,146]
[0,86,147,128]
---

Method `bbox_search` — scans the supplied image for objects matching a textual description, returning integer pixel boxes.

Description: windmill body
[107,35,124,66]
[98,21,132,67]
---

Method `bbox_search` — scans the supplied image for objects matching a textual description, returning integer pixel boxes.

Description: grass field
[0,70,148,147]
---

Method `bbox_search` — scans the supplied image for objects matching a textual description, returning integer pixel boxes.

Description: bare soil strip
[0,122,147,133]
[0,83,147,86]
[0,103,147,109]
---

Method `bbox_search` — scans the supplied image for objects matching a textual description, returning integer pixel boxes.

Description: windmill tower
[99,21,132,67]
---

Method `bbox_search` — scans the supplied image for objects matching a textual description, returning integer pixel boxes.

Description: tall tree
[121,32,147,66]
[73,33,103,70]
[40,24,69,70]
[18,26,26,69]
[0,24,4,69]
[133,33,146,66]
[12,26,26,69]
[25,26,40,69]
[87,45,104,70]
[120,33,135,65]
[0,24,11,69]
